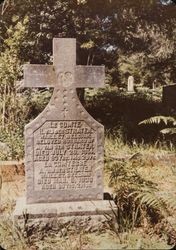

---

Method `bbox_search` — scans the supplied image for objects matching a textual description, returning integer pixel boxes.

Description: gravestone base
[14,197,116,235]
[127,91,135,94]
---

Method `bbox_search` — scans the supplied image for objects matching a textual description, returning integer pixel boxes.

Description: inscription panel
[33,121,97,191]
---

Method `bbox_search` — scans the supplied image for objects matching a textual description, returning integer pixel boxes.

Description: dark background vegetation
[0,0,175,159]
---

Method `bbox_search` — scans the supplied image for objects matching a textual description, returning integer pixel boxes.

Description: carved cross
[24,38,105,108]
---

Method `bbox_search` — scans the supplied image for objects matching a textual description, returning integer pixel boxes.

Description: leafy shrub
[86,87,163,143]
[139,115,176,136]
[105,136,176,246]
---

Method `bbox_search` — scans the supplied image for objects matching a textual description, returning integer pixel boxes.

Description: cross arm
[23,65,56,88]
[75,66,105,88]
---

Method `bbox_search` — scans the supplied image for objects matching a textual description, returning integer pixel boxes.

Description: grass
[0,217,27,250]
[0,221,172,250]
[105,135,176,248]
[105,134,175,157]
[0,219,172,250]
[105,135,176,191]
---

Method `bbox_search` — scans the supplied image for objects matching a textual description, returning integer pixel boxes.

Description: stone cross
[24,38,105,204]
[127,75,135,93]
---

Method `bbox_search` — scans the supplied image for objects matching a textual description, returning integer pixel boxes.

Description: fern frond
[160,193,176,211]
[136,192,162,210]
[133,189,176,218]
[160,128,176,135]
[139,116,176,126]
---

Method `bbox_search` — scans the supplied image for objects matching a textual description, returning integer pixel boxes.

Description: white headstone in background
[127,76,135,93]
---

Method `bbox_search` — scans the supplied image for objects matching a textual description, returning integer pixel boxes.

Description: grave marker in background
[127,76,135,93]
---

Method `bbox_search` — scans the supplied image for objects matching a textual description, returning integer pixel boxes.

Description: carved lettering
[34,121,97,191]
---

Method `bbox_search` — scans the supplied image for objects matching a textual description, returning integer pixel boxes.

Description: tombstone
[152,81,156,90]
[14,38,114,230]
[163,84,176,110]
[127,76,135,93]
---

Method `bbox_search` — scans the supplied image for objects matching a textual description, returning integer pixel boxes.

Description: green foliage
[0,0,175,85]
[26,89,52,120]
[139,116,176,126]
[133,188,176,217]
[0,17,30,159]
[139,116,176,135]
[105,136,176,245]
[0,15,54,160]
[86,87,163,143]
[106,155,156,232]
[0,128,24,160]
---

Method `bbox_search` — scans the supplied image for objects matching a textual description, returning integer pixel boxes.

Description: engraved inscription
[33,121,97,191]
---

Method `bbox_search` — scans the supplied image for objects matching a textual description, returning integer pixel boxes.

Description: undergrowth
[105,135,176,248]
[0,134,176,249]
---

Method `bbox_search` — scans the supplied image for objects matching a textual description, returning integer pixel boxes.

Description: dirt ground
[0,162,25,211]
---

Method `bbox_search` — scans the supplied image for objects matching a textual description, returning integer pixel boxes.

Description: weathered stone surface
[14,197,115,237]
[24,38,105,204]
[14,197,115,219]
[24,65,56,87]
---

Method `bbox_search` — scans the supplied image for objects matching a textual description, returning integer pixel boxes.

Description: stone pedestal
[14,197,116,234]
